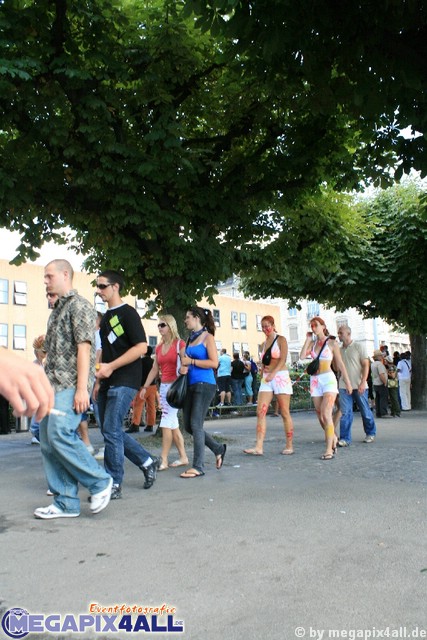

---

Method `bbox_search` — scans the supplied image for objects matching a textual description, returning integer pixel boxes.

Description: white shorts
[310,371,338,397]
[258,370,293,395]
[159,382,180,429]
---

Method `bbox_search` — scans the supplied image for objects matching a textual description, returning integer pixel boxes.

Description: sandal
[243,449,263,456]
[281,448,294,455]
[180,469,205,479]
[216,444,227,470]
[169,460,189,468]
[320,453,335,460]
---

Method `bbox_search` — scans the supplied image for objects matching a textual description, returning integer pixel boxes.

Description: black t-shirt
[100,303,147,390]
[231,359,246,380]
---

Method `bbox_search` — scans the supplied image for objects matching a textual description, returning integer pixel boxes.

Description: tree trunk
[410,334,427,410]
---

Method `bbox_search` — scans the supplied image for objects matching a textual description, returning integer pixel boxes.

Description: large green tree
[240,180,427,408]
[0,0,419,317]
[184,0,427,176]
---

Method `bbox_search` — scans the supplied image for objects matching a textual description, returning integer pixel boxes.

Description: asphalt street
[0,409,426,639]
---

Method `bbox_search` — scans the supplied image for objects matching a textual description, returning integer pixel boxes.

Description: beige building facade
[0,261,280,364]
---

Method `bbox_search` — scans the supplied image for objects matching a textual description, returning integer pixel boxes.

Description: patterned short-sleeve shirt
[44,289,96,393]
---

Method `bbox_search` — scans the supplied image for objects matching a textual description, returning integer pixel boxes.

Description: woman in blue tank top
[180,306,227,478]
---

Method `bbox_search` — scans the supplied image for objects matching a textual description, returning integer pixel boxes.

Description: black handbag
[166,374,188,409]
[306,337,329,375]
[262,336,278,366]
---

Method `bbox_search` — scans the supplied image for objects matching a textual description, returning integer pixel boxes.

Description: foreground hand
[0,349,54,421]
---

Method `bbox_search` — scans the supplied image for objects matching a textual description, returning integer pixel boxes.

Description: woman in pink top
[140,315,188,470]
[243,315,294,456]
[300,316,352,460]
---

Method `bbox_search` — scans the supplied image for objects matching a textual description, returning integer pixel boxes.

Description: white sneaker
[90,477,113,514]
[94,447,105,460]
[46,489,54,496]
[34,504,79,519]
[86,444,95,455]
[31,436,40,445]
[363,435,375,443]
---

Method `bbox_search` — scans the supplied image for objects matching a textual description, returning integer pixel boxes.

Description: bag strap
[315,336,330,360]
[263,335,278,357]
[176,339,181,377]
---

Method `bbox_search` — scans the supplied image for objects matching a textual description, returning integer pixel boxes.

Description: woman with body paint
[243,316,294,456]
[300,316,352,460]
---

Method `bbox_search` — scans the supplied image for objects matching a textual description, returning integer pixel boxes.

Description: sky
[0,229,86,271]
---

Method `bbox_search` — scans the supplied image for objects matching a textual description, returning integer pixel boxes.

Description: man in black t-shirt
[93,270,159,499]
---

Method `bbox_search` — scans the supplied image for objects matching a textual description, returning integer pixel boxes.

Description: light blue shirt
[217,353,231,377]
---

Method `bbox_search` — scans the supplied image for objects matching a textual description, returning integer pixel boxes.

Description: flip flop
[216,444,227,470]
[169,460,189,468]
[158,464,169,471]
[320,453,335,460]
[180,469,205,479]
[281,449,294,455]
[243,449,263,456]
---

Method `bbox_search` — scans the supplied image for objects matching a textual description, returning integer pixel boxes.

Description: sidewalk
[0,410,426,639]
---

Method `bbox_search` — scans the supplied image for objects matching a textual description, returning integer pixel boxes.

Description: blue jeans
[30,417,40,440]
[231,378,243,405]
[39,389,112,514]
[182,383,222,473]
[97,386,153,486]
[339,388,377,444]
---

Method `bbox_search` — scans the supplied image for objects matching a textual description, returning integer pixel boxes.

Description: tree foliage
[0,0,420,313]
[184,0,427,178]
[241,180,427,335]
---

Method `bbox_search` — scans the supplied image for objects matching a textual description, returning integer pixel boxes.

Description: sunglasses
[157,323,168,329]
[97,283,112,290]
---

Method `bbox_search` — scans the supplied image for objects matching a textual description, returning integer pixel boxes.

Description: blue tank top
[186,342,216,385]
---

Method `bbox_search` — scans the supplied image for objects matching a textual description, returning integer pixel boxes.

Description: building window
[0,279,8,304]
[148,336,157,348]
[307,300,320,319]
[256,315,262,331]
[288,307,297,317]
[14,281,27,305]
[231,311,239,329]
[232,342,241,354]
[289,325,299,341]
[94,295,106,314]
[135,298,146,318]
[240,313,247,330]
[242,342,249,353]
[215,340,222,351]
[213,309,221,327]
[13,324,26,350]
[336,317,349,329]
[0,324,8,347]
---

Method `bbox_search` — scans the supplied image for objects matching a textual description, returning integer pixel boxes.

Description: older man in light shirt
[337,326,377,446]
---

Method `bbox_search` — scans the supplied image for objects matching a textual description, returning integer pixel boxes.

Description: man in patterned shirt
[34,259,113,519]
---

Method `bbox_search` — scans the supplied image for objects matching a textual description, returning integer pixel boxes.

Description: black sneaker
[142,458,159,489]
[125,425,139,433]
[144,426,153,433]
[111,484,122,500]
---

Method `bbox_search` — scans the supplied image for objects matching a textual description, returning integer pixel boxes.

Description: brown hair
[310,316,330,337]
[187,306,216,335]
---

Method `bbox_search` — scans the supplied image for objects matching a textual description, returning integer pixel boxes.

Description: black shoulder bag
[306,337,330,375]
[262,336,278,366]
